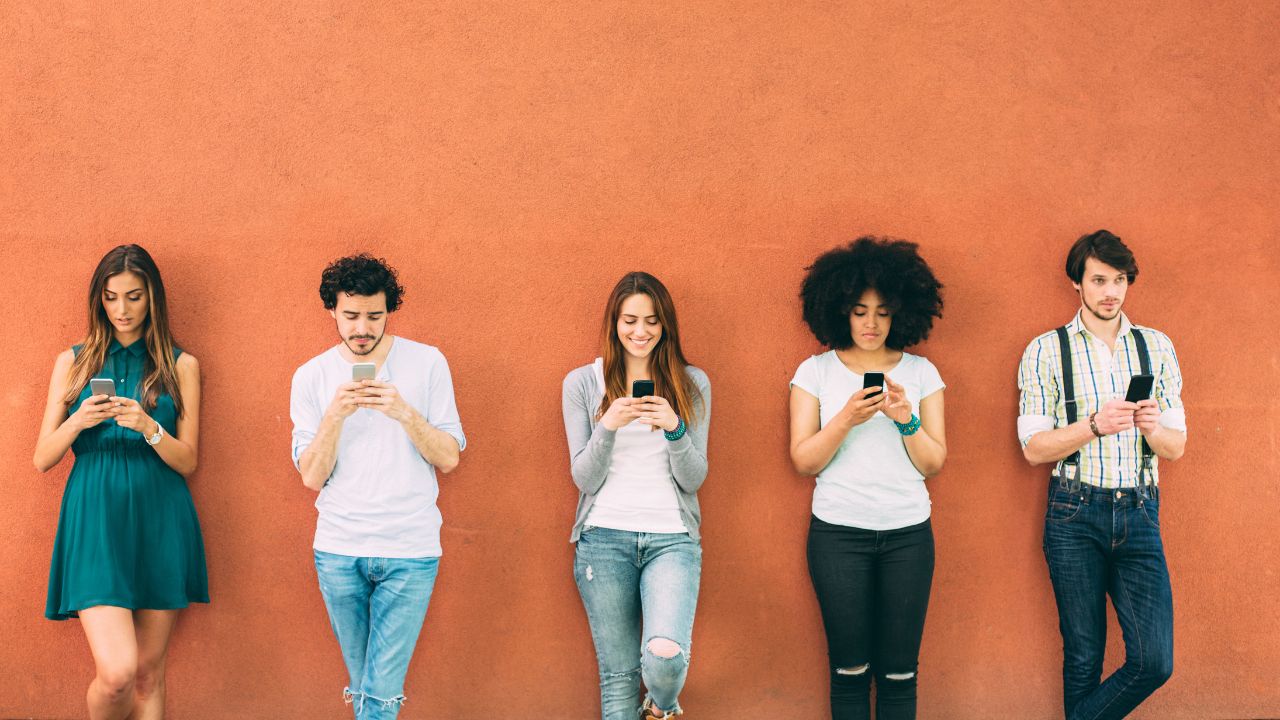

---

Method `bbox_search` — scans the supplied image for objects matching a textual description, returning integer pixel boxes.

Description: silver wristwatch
[146,422,164,446]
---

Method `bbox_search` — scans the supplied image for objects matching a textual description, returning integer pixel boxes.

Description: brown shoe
[640,697,682,719]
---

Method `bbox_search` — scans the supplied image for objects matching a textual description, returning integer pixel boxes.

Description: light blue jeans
[574,526,701,720]
[314,550,440,720]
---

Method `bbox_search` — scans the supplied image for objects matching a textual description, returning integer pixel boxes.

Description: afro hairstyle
[800,236,943,350]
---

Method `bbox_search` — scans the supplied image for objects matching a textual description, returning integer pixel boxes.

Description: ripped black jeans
[807,515,935,720]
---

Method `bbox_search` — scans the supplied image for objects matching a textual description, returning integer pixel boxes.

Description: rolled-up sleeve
[290,365,319,471]
[1151,331,1186,432]
[1017,336,1058,445]
[427,352,466,452]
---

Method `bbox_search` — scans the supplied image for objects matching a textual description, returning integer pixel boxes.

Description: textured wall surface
[3,2,1278,718]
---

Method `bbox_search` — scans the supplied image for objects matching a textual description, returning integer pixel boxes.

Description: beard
[1083,295,1121,322]
[343,332,383,356]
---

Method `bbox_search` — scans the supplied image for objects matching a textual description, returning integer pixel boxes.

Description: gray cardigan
[561,360,711,542]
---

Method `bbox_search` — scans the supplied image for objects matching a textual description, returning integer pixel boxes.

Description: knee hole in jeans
[883,671,916,680]
[645,637,683,659]
[835,663,870,675]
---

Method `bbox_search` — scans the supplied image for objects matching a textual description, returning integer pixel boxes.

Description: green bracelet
[894,414,921,436]
[664,416,687,441]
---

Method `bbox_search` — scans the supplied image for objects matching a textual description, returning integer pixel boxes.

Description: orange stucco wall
[3,2,1278,718]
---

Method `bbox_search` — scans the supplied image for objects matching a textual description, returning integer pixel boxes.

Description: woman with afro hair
[789,236,947,720]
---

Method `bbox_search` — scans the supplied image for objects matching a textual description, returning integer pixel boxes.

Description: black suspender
[1054,325,1153,485]
[1130,329,1155,479]
[1055,327,1080,473]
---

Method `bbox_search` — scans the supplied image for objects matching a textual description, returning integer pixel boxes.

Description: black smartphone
[631,379,655,398]
[1125,373,1155,402]
[862,372,885,399]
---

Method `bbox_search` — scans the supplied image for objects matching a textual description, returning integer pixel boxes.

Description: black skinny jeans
[807,515,935,720]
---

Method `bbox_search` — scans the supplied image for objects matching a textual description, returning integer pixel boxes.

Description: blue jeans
[574,526,701,720]
[314,550,440,720]
[1042,483,1174,720]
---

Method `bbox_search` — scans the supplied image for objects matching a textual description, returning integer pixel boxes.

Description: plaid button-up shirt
[1017,311,1186,488]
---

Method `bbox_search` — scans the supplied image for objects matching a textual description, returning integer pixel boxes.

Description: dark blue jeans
[1042,482,1173,720]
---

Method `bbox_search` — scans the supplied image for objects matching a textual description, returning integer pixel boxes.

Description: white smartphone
[89,378,116,397]
[352,363,376,381]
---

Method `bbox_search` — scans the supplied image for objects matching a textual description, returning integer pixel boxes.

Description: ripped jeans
[314,550,440,720]
[807,516,934,720]
[574,526,701,720]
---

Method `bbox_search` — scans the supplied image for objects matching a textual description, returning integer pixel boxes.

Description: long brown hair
[63,245,185,417]
[597,272,702,426]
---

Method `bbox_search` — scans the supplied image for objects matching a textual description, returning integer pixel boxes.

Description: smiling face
[331,291,388,356]
[1073,256,1129,322]
[101,271,149,339]
[847,288,892,352]
[615,292,662,360]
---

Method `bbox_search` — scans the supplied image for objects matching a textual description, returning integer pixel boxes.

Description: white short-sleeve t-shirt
[290,337,466,558]
[790,350,945,531]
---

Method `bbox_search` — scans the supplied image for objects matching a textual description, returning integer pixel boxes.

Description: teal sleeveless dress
[45,339,209,620]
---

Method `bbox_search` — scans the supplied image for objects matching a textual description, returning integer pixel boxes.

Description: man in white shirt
[291,254,465,720]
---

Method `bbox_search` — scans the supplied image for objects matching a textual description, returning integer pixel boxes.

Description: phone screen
[632,379,655,398]
[1125,373,1155,402]
[863,372,884,399]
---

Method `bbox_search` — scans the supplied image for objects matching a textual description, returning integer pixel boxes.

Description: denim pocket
[1046,494,1083,523]
[1139,500,1160,529]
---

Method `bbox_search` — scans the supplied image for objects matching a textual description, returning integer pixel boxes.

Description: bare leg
[79,606,139,720]
[129,609,180,720]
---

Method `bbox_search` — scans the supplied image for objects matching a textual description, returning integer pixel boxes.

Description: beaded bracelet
[894,413,922,436]
[664,416,687,441]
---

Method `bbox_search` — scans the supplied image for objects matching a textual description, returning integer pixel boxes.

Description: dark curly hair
[319,254,404,312]
[800,236,943,350]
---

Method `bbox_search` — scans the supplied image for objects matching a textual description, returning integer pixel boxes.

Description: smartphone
[631,379,655,398]
[1125,373,1154,402]
[862,372,884,399]
[352,363,376,381]
[89,378,116,398]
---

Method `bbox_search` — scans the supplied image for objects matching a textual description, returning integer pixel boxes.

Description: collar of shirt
[1065,308,1133,342]
[108,338,147,358]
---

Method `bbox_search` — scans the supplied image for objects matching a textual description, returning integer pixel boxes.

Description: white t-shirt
[290,337,466,558]
[584,359,687,533]
[790,350,945,531]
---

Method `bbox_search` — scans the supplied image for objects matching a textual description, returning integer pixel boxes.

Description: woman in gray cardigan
[561,271,711,720]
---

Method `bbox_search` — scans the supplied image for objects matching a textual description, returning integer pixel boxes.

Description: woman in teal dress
[34,244,206,720]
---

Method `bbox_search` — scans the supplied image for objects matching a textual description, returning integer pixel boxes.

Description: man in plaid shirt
[1017,230,1187,720]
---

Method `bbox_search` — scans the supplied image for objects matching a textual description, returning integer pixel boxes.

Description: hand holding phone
[72,379,118,430]
[600,395,641,431]
[840,376,887,429]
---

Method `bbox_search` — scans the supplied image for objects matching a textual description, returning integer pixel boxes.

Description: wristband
[894,414,921,436]
[664,416,687,441]
[1088,412,1104,438]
